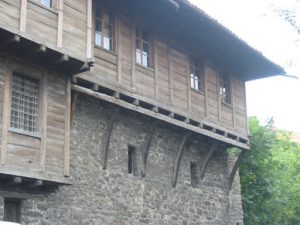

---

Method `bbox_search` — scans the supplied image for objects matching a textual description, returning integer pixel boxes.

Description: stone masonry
[0,94,244,225]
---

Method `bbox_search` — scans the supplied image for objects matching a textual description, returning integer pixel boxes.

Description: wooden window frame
[135,27,152,68]
[7,68,44,138]
[94,4,115,52]
[219,72,231,105]
[190,58,204,93]
[4,198,22,223]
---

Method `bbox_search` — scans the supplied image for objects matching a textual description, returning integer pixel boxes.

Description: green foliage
[240,117,300,225]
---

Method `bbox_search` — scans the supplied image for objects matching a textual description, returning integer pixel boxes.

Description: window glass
[40,0,51,7]
[220,73,231,104]
[136,27,151,68]
[190,59,204,92]
[95,6,113,51]
[10,73,39,134]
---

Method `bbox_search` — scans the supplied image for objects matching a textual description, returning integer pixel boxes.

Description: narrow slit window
[219,72,231,104]
[190,58,204,92]
[95,5,114,51]
[10,72,40,134]
[128,145,136,175]
[190,162,199,187]
[4,198,21,223]
[136,28,151,68]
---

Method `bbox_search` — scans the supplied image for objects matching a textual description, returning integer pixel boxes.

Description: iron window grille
[95,5,114,51]
[10,72,40,134]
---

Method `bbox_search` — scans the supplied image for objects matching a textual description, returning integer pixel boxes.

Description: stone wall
[0,94,244,225]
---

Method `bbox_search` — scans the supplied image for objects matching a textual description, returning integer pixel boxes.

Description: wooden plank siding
[0,58,70,182]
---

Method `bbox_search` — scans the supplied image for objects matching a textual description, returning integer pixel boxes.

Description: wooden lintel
[228,149,246,190]
[200,142,218,179]
[141,121,158,177]
[171,132,191,188]
[6,177,22,185]
[102,107,119,169]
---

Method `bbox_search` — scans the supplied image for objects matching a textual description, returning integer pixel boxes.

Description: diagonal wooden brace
[200,142,219,180]
[228,149,247,190]
[141,121,158,178]
[102,107,119,169]
[171,131,192,188]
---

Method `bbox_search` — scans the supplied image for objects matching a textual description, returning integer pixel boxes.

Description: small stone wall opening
[128,145,137,176]
[4,198,21,223]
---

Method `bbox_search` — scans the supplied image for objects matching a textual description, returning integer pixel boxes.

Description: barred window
[219,72,231,104]
[95,5,114,51]
[190,58,204,91]
[10,73,40,134]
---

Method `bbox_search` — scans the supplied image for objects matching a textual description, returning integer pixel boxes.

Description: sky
[188,0,300,132]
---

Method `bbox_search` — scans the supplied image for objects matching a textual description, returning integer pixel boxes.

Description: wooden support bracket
[228,149,246,190]
[171,132,192,188]
[5,177,22,185]
[200,142,218,179]
[102,107,120,169]
[27,179,43,188]
[141,121,158,177]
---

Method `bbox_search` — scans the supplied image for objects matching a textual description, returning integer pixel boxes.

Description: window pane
[103,11,111,23]
[142,53,148,67]
[143,31,149,42]
[95,6,102,18]
[96,20,102,32]
[194,76,199,90]
[103,36,112,50]
[95,32,102,46]
[136,39,141,50]
[41,0,51,7]
[10,73,39,134]
[103,24,112,37]
[136,49,141,64]
[190,74,194,89]
[143,43,149,55]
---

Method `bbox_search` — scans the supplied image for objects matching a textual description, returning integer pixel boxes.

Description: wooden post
[131,24,136,88]
[228,149,246,190]
[64,78,71,176]
[116,14,122,84]
[171,132,191,187]
[57,0,64,47]
[167,44,173,103]
[186,55,191,112]
[86,0,92,58]
[199,142,218,179]
[20,0,28,32]
[231,77,236,128]
[204,66,208,118]
[1,67,11,165]
[40,73,48,171]
[153,38,159,99]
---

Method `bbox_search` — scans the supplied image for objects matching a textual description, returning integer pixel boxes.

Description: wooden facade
[0,0,284,186]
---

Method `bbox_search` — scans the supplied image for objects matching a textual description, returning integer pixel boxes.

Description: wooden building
[0,0,284,224]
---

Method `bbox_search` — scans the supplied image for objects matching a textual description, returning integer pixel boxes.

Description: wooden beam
[64,78,71,176]
[171,132,191,188]
[5,177,22,185]
[40,73,48,171]
[116,14,122,84]
[71,85,250,150]
[1,67,11,165]
[141,121,158,177]
[57,0,64,47]
[228,149,246,190]
[70,92,78,125]
[0,35,21,50]
[153,38,159,99]
[102,107,119,169]
[131,24,136,88]
[167,44,173,103]
[37,44,47,53]
[20,0,27,32]
[200,142,218,179]
[27,179,43,188]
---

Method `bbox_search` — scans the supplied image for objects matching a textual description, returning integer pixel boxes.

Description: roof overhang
[0,27,94,76]
[115,0,285,81]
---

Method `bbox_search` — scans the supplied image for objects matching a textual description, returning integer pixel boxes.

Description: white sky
[189,0,300,132]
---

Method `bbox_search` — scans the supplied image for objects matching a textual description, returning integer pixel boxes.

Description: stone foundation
[0,94,244,225]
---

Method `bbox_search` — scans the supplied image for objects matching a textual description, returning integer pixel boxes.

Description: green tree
[240,117,300,225]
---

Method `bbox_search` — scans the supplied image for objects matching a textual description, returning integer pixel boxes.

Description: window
[95,5,114,51]
[136,28,151,68]
[190,58,204,91]
[40,0,52,7]
[128,145,136,175]
[219,72,231,104]
[10,72,40,134]
[4,198,21,223]
[190,162,199,187]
